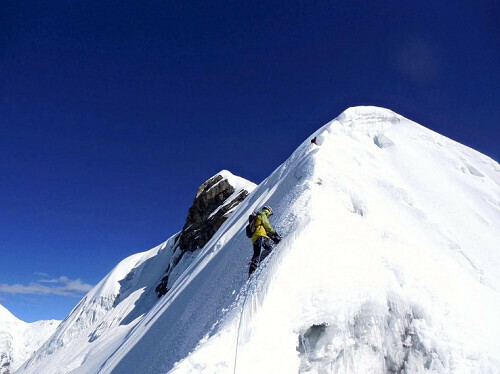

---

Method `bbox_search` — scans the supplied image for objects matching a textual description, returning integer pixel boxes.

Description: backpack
[245,211,258,238]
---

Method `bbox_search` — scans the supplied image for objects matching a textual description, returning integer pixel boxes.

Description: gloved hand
[271,233,282,244]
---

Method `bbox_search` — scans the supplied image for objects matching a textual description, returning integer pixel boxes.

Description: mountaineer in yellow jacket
[249,205,281,276]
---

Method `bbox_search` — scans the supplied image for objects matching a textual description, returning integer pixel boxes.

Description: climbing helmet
[262,205,273,215]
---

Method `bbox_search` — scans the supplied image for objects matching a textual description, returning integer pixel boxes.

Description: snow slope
[17,171,255,374]
[95,106,500,374]
[0,304,59,374]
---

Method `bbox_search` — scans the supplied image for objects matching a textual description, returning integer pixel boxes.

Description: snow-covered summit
[0,304,17,322]
[107,106,499,374]
[17,106,500,373]
[337,105,401,121]
[209,170,255,196]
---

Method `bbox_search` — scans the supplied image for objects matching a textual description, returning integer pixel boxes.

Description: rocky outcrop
[155,171,254,297]
[179,174,248,252]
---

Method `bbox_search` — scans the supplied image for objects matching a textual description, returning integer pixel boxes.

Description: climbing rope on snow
[232,237,282,374]
[232,277,251,374]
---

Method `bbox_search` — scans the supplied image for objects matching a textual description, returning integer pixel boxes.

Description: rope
[232,279,250,374]
[232,242,271,374]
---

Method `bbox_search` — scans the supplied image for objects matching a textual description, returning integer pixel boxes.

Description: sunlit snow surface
[21,107,500,374]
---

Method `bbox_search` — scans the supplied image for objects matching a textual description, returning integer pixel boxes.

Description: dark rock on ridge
[179,174,248,252]
[155,172,252,297]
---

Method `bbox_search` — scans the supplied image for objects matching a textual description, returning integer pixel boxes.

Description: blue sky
[1,1,499,322]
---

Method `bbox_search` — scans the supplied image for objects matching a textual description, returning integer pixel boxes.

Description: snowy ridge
[98,106,499,374]
[16,106,500,373]
[17,238,178,374]
[0,304,59,374]
[17,170,255,374]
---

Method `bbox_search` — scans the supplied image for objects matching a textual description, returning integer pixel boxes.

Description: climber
[249,205,281,276]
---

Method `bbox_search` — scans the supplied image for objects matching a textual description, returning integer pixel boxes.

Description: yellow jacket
[251,209,276,244]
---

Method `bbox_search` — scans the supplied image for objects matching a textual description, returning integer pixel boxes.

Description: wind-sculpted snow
[102,106,499,374]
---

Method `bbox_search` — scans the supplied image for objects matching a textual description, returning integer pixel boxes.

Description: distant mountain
[0,304,59,374]
[18,107,500,373]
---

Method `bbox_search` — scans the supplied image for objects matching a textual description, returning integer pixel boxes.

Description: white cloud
[34,272,50,277]
[0,276,94,297]
[39,276,70,284]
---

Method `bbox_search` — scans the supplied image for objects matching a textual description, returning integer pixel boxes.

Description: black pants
[249,237,273,275]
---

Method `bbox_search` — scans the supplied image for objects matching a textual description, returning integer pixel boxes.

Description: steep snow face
[17,241,177,374]
[97,106,500,374]
[0,304,59,374]
[17,171,255,374]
